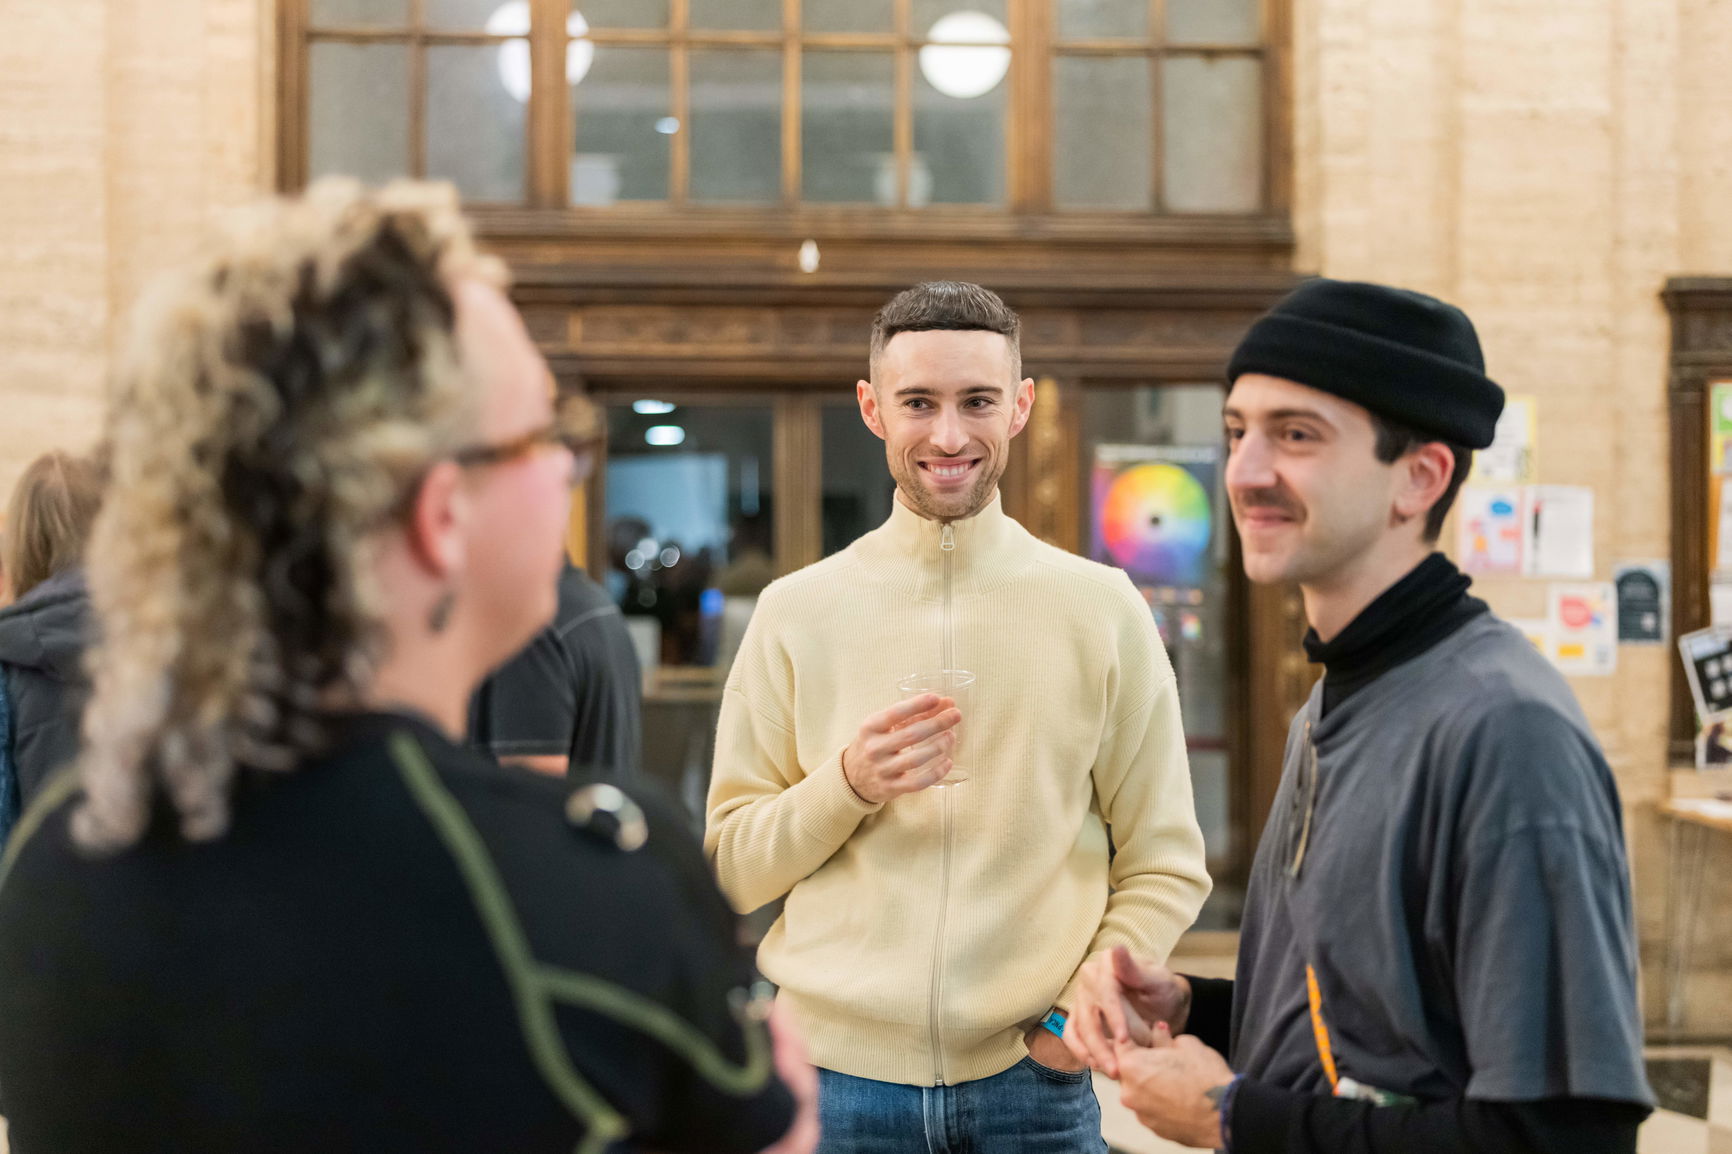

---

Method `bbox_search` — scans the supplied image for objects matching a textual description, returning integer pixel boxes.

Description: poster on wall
[1091,445,1219,590]
[1613,561,1669,645]
[1710,383,1732,575]
[1456,486,1527,574]
[1528,485,1595,578]
[1548,582,1617,676]
[1471,395,1537,484]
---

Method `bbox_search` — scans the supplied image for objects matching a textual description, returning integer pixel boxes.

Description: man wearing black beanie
[1062,279,1654,1154]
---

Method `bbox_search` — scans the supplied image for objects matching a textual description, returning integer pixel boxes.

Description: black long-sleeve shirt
[1182,976,1646,1154]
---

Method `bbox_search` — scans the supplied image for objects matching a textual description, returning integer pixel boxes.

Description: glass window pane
[310,0,406,26]
[802,51,894,204]
[1168,0,1260,45]
[804,0,892,33]
[690,50,782,203]
[1162,55,1261,212]
[573,0,668,29]
[426,45,526,202]
[424,0,498,28]
[572,46,670,204]
[1080,384,1237,925]
[1054,55,1150,210]
[822,404,896,557]
[913,0,1007,36]
[1057,0,1147,40]
[605,404,776,668]
[692,0,780,30]
[914,53,1007,205]
[309,43,410,184]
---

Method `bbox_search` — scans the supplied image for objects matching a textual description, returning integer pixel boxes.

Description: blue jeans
[816,1057,1108,1154]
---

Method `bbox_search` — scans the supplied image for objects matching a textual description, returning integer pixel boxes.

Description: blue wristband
[1216,1074,1244,1153]
[1039,1009,1067,1038]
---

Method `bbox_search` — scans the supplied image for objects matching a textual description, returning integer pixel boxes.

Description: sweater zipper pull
[940,524,955,552]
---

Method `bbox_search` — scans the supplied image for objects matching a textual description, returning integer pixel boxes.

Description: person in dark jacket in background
[0,449,101,802]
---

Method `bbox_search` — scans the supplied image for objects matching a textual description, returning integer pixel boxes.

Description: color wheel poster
[1091,445,1219,589]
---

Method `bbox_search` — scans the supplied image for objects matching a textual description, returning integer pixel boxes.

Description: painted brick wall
[0,0,268,506]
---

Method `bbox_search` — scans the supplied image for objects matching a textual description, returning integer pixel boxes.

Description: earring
[428,589,456,634]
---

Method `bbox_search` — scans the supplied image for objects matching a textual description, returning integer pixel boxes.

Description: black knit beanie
[1226,279,1505,449]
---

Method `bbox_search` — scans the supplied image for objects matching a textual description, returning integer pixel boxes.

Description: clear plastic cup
[896,669,975,788]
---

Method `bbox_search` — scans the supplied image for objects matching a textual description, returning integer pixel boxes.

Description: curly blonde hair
[75,178,505,851]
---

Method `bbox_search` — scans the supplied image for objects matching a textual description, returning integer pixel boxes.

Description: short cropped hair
[1367,413,1474,542]
[868,281,1022,379]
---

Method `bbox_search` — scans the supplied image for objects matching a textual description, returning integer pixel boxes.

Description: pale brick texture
[0,0,268,505]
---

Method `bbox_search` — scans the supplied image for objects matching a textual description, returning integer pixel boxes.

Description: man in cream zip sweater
[705,281,1211,1152]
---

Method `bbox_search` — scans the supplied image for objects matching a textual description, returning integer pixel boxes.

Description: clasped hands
[1061,946,1235,1151]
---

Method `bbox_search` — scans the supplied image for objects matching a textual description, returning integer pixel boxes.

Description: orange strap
[1305,964,1340,1092]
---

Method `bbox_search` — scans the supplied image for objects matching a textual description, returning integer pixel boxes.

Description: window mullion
[1011,0,1050,212]
[281,0,310,191]
[527,0,567,206]
[1150,0,1166,211]
[782,0,801,207]
[669,0,690,205]
[893,0,912,208]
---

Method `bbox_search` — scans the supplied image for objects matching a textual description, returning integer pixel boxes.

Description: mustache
[1231,487,1302,517]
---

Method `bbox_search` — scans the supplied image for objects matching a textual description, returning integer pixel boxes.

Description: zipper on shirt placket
[928,522,957,1085]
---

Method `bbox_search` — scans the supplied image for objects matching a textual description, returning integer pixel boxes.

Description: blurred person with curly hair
[0,179,813,1154]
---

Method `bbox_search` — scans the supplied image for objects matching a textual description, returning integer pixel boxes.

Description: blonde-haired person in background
[0,448,103,813]
[0,179,813,1154]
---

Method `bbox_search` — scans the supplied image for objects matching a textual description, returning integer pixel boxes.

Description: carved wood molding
[1663,278,1732,762]
[1023,378,1074,548]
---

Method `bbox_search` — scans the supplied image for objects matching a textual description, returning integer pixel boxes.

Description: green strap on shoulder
[388,732,774,1153]
[0,767,83,888]
[2,741,774,1154]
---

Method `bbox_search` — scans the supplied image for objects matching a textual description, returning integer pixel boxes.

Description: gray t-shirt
[1231,614,1651,1107]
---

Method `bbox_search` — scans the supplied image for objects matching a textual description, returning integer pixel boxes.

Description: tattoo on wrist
[1203,1082,1230,1113]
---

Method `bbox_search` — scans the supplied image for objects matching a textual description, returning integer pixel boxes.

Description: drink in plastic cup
[896,669,975,787]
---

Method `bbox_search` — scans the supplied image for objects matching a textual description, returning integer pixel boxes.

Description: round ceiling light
[490,1,595,104]
[919,11,1011,100]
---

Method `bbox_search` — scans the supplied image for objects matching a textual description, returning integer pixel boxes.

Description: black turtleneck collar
[1303,552,1489,718]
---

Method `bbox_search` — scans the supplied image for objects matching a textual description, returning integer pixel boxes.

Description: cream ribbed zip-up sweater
[704,494,1210,1086]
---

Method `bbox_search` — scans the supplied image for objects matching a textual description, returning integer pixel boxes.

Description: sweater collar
[854,490,1033,600]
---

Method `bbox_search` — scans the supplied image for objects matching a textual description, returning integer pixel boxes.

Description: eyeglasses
[451,423,597,483]
[1288,720,1319,879]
